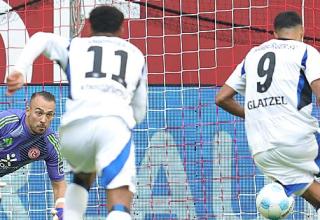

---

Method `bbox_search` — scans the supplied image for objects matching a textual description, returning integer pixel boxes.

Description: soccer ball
[256,182,294,220]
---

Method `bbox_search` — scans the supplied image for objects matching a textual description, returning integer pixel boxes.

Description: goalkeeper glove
[51,197,65,220]
[51,207,63,220]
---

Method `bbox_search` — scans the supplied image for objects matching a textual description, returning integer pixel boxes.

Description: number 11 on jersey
[85,46,128,88]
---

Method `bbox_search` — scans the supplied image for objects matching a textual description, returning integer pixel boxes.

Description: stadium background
[0,0,319,219]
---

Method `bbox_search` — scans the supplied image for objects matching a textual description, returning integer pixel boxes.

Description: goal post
[0,0,319,219]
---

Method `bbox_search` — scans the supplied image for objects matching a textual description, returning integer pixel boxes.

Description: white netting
[0,0,320,219]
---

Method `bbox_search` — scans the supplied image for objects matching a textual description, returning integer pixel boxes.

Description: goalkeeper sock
[64,183,88,220]
[106,210,132,220]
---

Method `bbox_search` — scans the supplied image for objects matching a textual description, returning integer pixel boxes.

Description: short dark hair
[89,5,124,34]
[274,11,302,32]
[30,91,56,103]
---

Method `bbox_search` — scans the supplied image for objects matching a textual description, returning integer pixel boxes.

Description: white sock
[64,183,88,220]
[106,210,132,220]
[317,209,320,220]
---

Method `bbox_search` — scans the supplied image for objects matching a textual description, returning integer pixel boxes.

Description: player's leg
[301,180,320,220]
[64,172,96,219]
[95,116,136,220]
[254,142,320,218]
[102,142,135,220]
[60,119,97,220]
[106,186,133,220]
[103,141,136,220]
[301,181,320,209]
[307,133,320,218]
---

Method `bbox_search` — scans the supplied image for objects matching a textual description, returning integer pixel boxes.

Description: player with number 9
[215,11,320,219]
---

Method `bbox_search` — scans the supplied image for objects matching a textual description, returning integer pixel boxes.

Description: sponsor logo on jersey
[28,147,41,159]
[80,84,127,98]
[0,138,13,148]
[0,153,17,167]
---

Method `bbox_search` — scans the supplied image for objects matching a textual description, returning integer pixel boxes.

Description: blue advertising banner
[0,86,314,219]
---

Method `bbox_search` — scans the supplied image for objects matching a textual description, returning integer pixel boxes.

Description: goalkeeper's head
[273,11,304,41]
[26,91,56,135]
[89,5,124,37]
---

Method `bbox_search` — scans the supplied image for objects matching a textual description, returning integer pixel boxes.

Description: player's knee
[106,204,131,220]
[73,173,93,191]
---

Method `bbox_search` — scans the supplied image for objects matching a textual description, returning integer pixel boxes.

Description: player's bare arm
[215,84,245,118]
[6,32,69,97]
[311,78,320,106]
[50,180,66,220]
[51,180,67,207]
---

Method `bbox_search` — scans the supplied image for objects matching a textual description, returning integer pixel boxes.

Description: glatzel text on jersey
[247,96,287,110]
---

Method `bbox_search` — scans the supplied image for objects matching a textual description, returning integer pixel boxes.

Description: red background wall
[0,0,53,83]
[1,0,319,85]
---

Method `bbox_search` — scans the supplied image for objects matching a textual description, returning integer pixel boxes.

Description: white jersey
[226,39,320,155]
[14,32,147,129]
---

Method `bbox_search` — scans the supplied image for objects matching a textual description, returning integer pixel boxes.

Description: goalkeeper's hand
[51,198,65,220]
[51,207,63,220]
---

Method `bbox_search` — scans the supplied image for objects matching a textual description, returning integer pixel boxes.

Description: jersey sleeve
[44,133,64,181]
[304,45,320,84]
[0,110,20,138]
[131,62,147,124]
[13,32,70,77]
[225,59,246,96]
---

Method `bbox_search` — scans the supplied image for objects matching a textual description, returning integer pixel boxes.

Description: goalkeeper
[216,10,320,215]
[0,91,66,219]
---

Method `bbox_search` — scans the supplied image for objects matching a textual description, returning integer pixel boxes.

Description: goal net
[0,0,319,219]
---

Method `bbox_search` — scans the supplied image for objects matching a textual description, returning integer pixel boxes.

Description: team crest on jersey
[28,147,40,159]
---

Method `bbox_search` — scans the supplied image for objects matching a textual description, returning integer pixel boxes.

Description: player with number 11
[6,5,147,220]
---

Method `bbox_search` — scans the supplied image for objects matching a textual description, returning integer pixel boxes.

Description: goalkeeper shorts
[60,116,136,193]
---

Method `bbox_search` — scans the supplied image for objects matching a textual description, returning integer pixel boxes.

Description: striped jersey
[226,39,320,155]
[0,109,64,181]
[14,32,147,129]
